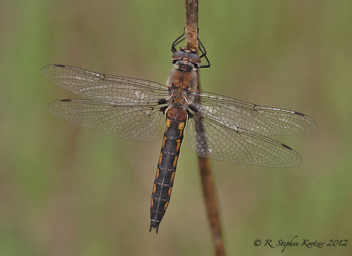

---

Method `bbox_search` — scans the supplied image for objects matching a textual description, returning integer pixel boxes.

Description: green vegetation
[0,0,351,255]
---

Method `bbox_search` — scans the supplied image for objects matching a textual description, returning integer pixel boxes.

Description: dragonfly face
[42,32,316,234]
[171,49,202,71]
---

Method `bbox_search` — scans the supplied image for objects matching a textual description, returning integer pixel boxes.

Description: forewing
[49,99,164,142]
[189,91,316,136]
[41,64,169,103]
[186,113,302,167]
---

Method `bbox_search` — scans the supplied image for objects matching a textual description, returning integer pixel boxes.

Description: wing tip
[300,113,317,133]
[47,100,68,114]
[292,111,317,134]
[41,64,67,77]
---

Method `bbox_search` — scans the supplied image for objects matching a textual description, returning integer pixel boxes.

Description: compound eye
[187,53,201,68]
[172,51,186,62]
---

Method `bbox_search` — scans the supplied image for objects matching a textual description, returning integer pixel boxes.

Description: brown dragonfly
[42,31,316,233]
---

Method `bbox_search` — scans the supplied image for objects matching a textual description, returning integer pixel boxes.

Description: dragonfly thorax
[167,87,191,109]
[166,66,198,110]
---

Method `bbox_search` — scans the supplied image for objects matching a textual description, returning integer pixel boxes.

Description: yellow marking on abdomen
[178,122,185,130]
[162,136,167,149]
[176,139,181,152]
[170,172,175,183]
[155,169,159,179]
[153,184,156,194]
[168,187,172,197]
[164,201,169,210]
[173,155,178,168]
[158,153,163,165]
[150,198,153,207]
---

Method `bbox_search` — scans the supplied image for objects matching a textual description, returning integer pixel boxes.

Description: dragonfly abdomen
[150,108,187,233]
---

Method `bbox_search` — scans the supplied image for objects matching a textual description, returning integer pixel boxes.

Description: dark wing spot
[294,111,305,116]
[281,143,293,150]
[160,106,168,114]
[158,99,167,105]
[188,104,198,112]
[60,99,72,102]
[186,109,194,118]
[54,64,66,68]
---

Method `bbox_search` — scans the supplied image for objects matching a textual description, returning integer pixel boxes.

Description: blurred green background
[0,0,351,255]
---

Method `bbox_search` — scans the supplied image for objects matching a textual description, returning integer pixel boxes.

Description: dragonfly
[42,31,316,234]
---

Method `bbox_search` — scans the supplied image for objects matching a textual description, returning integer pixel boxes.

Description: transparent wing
[186,114,302,167]
[41,64,169,103]
[189,91,316,136]
[48,99,165,142]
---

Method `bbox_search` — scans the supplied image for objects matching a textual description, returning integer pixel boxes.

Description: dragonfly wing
[189,91,316,136]
[41,64,169,102]
[49,99,165,142]
[186,113,302,167]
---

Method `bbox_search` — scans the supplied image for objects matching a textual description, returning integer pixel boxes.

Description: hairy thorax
[166,68,198,110]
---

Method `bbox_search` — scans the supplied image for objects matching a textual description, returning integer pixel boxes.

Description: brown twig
[184,1,226,255]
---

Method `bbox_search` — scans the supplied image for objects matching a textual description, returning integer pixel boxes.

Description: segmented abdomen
[149,108,187,233]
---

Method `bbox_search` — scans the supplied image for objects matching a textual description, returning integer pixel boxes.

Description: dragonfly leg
[171,28,210,68]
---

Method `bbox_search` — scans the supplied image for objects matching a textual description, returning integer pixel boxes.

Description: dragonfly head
[171,48,201,71]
